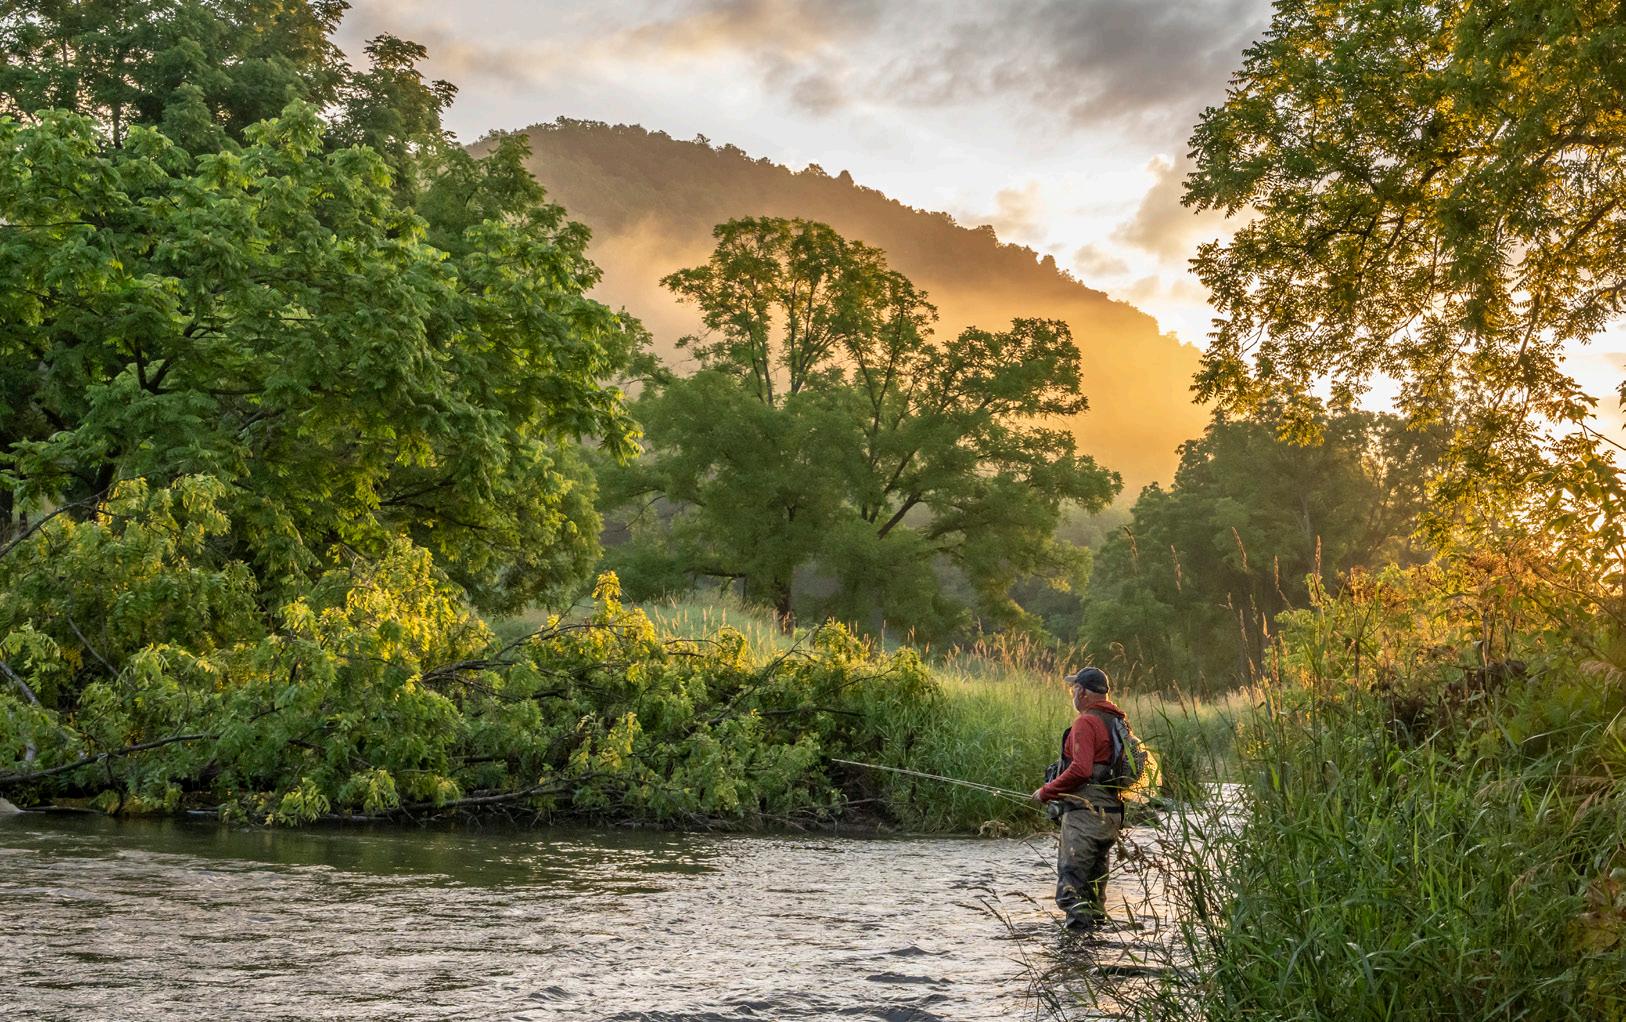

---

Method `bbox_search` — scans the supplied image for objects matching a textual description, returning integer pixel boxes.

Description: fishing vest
[1044,710,1138,813]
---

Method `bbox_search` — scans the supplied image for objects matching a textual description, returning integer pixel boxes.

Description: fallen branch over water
[0,732,212,787]
[300,779,583,823]
[400,779,573,813]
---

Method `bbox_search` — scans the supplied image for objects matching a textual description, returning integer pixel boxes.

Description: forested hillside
[506,119,1208,489]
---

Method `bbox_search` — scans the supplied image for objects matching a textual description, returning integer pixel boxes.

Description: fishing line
[829,758,1059,811]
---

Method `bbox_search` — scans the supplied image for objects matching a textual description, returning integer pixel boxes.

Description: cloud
[969,181,1047,243]
[621,0,884,58]
[1072,242,1129,278]
[1113,156,1205,260]
[341,0,884,96]
[1022,0,1271,132]
[1121,273,1209,307]
[338,5,547,85]
[340,0,1274,139]
[885,0,1273,135]
[784,70,847,115]
[1110,154,1248,266]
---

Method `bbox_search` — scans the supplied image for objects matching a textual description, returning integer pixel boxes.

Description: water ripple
[0,811,1182,1020]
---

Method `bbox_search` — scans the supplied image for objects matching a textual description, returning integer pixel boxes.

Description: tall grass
[892,645,1248,831]
[1083,567,1626,1022]
[639,593,799,654]
[623,593,1245,833]
[492,593,799,653]
[1115,684,1626,1022]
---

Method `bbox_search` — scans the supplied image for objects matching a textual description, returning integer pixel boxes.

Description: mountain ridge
[503,118,1210,489]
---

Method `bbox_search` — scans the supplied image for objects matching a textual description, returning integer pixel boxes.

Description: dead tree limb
[0,732,211,787]
[398,779,573,813]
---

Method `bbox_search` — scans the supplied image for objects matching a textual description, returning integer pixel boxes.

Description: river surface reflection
[2,810,1176,1020]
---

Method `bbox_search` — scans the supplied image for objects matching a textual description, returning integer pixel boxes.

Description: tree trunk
[773,582,795,631]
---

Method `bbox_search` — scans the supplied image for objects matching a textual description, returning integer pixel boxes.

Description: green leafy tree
[0,479,955,828]
[0,106,640,612]
[0,2,458,195]
[1186,0,1625,521]
[1153,10,1626,1015]
[604,217,1119,635]
[0,0,349,149]
[1082,410,1442,691]
[0,9,1057,835]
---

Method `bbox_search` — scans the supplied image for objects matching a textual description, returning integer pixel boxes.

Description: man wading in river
[1032,666,1130,931]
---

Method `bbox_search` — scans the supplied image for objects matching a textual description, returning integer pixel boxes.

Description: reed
[1106,683,1626,1022]
[1072,569,1626,1022]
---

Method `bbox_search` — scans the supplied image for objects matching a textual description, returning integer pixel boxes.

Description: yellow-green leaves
[0,493,950,829]
[271,777,331,825]
[1187,0,1626,558]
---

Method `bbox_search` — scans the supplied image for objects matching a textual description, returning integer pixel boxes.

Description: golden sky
[335,0,1626,439]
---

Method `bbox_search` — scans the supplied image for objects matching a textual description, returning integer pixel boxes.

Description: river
[2,810,1183,1021]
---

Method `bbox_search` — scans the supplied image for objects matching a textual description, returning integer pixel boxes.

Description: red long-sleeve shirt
[1038,700,1126,802]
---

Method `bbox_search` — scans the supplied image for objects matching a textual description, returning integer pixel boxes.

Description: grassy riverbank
[1093,566,1626,1022]
[625,594,1244,832]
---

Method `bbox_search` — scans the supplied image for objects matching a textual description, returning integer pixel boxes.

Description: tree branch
[876,495,922,539]
[399,778,573,813]
[0,732,212,787]
[0,492,106,563]
[0,659,41,707]
[65,615,118,677]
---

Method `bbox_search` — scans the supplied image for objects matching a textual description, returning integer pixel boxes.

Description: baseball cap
[1064,666,1110,693]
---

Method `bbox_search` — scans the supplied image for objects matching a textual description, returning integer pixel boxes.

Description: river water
[2,810,1181,1021]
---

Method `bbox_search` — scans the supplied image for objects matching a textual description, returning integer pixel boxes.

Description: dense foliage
[602,216,1118,638]
[1082,410,1442,692]
[0,0,454,171]
[0,106,638,613]
[1186,0,1626,514]
[0,478,972,826]
[0,3,1143,833]
[1117,1,1626,1018]
[1,3,665,820]
[1128,562,1626,1022]
[0,0,650,616]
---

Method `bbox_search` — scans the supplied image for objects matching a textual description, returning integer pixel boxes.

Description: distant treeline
[1078,411,1443,693]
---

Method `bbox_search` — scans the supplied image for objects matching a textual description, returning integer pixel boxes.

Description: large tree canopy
[0,6,986,831]
[603,217,1118,636]
[1187,0,1626,498]
[0,1,457,161]
[0,0,352,148]
[1,0,644,613]
[0,105,640,612]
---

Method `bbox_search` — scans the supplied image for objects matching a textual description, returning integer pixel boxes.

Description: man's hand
[1032,788,1046,803]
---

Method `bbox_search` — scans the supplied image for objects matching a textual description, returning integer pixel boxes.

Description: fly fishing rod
[829,758,1084,809]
